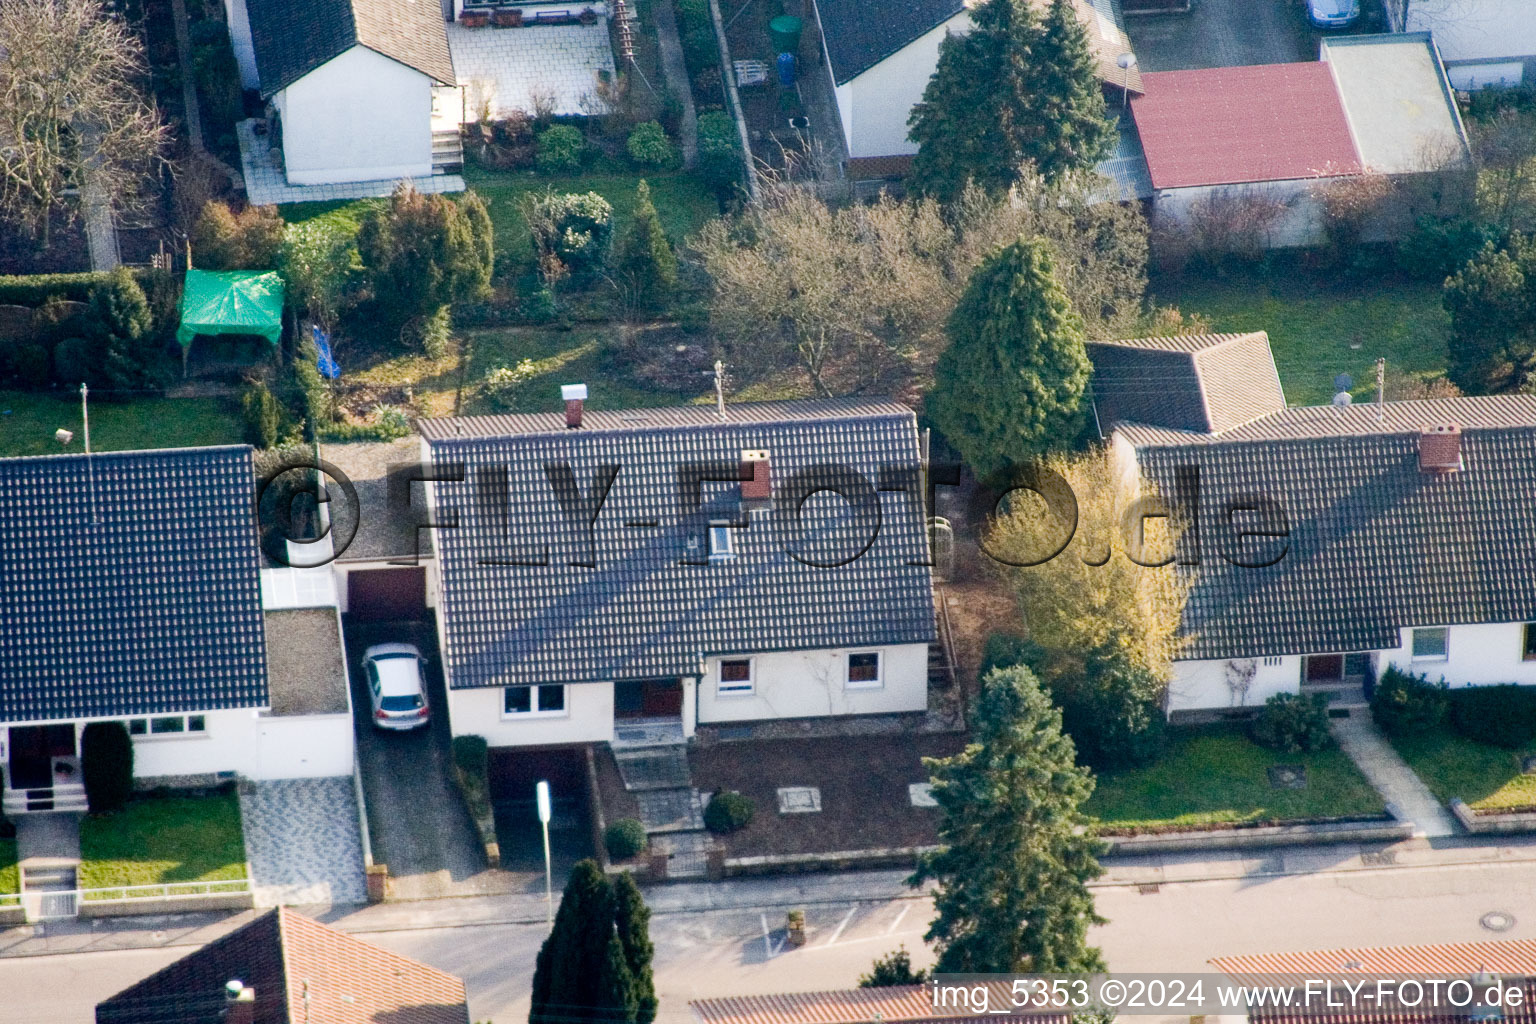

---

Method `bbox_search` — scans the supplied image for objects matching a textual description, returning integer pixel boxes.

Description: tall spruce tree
[911,664,1106,974]
[926,236,1090,480]
[907,0,1113,203]
[1444,235,1536,394]
[90,266,159,390]
[357,183,495,340]
[612,180,678,312]
[612,872,658,1024]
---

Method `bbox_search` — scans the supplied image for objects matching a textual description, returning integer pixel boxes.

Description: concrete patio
[447,20,616,120]
[236,120,465,207]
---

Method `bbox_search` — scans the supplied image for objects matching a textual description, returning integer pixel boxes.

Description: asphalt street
[7,857,1536,1024]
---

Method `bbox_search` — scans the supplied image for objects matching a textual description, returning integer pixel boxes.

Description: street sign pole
[537,780,553,929]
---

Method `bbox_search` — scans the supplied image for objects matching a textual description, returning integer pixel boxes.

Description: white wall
[697,644,929,724]
[835,12,971,159]
[1167,656,1302,714]
[131,708,261,779]
[1380,622,1536,686]
[223,0,259,90]
[1408,0,1536,65]
[1151,179,1327,250]
[448,682,616,747]
[252,714,354,779]
[276,47,434,185]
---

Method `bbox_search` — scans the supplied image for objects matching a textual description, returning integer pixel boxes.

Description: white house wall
[131,708,261,780]
[252,714,355,779]
[1168,656,1301,714]
[697,643,929,723]
[448,682,616,747]
[1407,0,1536,75]
[1380,622,1536,686]
[277,47,434,186]
[837,12,971,159]
[1151,179,1328,250]
[223,0,260,90]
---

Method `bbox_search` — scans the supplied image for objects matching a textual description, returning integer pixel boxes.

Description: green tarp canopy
[176,269,284,350]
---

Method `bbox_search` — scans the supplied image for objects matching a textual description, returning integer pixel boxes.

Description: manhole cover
[1137,883,1160,895]
[1268,764,1307,790]
[776,786,822,814]
[1482,912,1517,932]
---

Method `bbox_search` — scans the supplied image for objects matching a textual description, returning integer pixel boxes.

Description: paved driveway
[1125,0,1316,71]
[346,615,504,899]
[240,778,367,907]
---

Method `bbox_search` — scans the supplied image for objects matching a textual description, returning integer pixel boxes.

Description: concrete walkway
[650,0,698,168]
[239,778,367,908]
[1331,711,1460,837]
[13,815,80,866]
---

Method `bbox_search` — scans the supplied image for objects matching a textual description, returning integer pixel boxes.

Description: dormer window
[709,525,735,561]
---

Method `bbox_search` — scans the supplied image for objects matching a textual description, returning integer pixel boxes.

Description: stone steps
[613,747,692,792]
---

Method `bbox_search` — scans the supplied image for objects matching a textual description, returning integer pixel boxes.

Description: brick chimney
[1419,424,1462,474]
[561,383,588,429]
[223,980,255,1024]
[740,449,770,500]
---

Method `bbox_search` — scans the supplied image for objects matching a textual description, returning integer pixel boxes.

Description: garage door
[347,567,426,621]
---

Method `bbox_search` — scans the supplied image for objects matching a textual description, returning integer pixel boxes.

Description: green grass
[1086,724,1387,832]
[0,839,17,897]
[1388,726,1536,812]
[1151,269,1450,407]
[0,391,243,457]
[77,792,248,894]
[282,166,720,275]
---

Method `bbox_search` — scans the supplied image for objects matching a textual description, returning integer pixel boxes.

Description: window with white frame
[846,651,882,689]
[717,658,753,695]
[503,684,568,717]
[708,524,735,561]
[1411,627,1449,661]
[127,715,207,738]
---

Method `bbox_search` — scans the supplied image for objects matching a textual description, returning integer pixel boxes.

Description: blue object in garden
[313,324,340,380]
[776,52,797,87]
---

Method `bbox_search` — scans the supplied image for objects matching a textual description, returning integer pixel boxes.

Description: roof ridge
[0,444,253,465]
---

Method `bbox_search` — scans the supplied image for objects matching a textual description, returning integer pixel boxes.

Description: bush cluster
[81,721,134,815]
[697,111,741,196]
[1370,666,1449,737]
[535,124,587,173]
[703,789,754,834]
[626,121,676,168]
[483,359,539,408]
[1250,692,1334,753]
[604,818,648,860]
[1450,684,1536,748]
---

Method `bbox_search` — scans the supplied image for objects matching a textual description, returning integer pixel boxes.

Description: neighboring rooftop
[320,437,434,563]
[96,906,469,1024]
[1322,34,1471,175]
[692,985,1068,1024]
[246,0,456,97]
[1132,63,1362,188]
[1213,937,1536,979]
[425,398,935,688]
[0,446,268,723]
[264,608,350,717]
[1087,332,1286,435]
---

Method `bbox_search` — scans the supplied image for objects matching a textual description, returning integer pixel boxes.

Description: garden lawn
[1086,724,1386,832]
[1151,270,1449,407]
[77,792,248,894]
[282,167,719,276]
[1388,726,1536,812]
[0,392,242,457]
[0,839,16,896]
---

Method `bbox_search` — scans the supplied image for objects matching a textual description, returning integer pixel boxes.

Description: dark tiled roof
[418,397,910,439]
[96,907,470,1024]
[426,400,935,688]
[248,0,455,97]
[1088,332,1285,435]
[813,0,964,85]
[1132,414,1536,660]
[0,447,268,723]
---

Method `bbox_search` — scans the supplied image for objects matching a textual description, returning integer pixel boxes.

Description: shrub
[0,270,149,306]
[703,789,754,834]
[193,201,285,270]
[521,190,614,277]
[1451,685,1536,748]
[980,632,1047,678]
[535,125,587,173]
[4,342,49,387]
[1250,692,1334,753]
[52,336,97,385]
[626,121,676,168]
[697,112,741,194]
[1371,666,1449,737]
[682,27,718,70]
[605,818,648,860]
[1397,217,1499,280]
[860,946,930,987]
[412,304,453,358]
[453,734,489,777]
[81,721,134,815]
[483,359,539,407]
[241,379,282,449]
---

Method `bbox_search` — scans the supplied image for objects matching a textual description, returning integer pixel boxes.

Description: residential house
[1089,331,1536,717]
[416,397,937,752]
[807,0,1142,182]
[0,447,353,815]
[1131,34,1470,249]
[95,905,470,1024]
[227,0,461,186]
[1387,0,1536,89]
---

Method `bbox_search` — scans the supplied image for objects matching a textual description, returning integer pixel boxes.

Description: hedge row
[0,269,152,306]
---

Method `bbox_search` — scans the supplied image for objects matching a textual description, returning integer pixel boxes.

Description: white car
[361,643,430,730]
[1306,0,1360,28]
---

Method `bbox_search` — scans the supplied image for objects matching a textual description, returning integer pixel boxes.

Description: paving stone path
[614,745,711,878]
[447,20,616,120]
[239,778,367,907]
[1331,712,1459,838]
[236,121,465,206]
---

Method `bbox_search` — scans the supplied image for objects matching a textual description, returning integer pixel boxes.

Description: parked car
[362,644,430,730]
[1306,0,1359,28]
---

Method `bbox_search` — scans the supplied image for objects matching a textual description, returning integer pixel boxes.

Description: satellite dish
[1333,391,1354,407]
[1334,373,1353,391]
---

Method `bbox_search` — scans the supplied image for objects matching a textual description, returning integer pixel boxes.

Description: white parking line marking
[887,904,910,934]
[760,913,785,958]
[822,907,857,947]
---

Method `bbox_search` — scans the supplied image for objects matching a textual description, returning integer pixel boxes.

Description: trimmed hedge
[1370,666,1449,737]
[1250,692,1334,753]
[81,721,134,815]
[1450,684,1536,748]
[0,270,151,307]
[605,818,648,860]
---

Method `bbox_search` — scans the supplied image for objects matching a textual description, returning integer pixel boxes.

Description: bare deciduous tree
[0,0,170,246]
[1472,108,1536,233]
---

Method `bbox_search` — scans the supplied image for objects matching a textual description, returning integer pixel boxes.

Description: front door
[613,679,684,719]
[7,725,75,790]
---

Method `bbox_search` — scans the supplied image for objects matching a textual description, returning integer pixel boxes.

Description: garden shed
[176,269,284,352]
